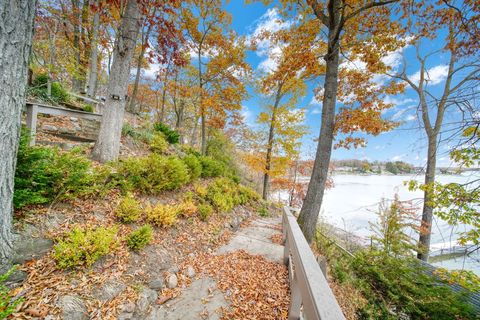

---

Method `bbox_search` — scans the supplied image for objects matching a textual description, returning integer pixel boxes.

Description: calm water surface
[277,173,480,274]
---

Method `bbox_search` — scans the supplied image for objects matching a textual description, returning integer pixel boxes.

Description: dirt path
[154,216,287,320]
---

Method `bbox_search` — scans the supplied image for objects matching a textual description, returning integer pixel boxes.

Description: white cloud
[311,108,321,114]
[384,96,416,106]
[392,154,405,161]
[409,64,449,86]
[404,114,417,121]
[248,8,292,73]
[392,109,407,120]
[241,105,253,123]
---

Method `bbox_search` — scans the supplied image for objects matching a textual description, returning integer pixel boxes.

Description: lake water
[275,173,480,274]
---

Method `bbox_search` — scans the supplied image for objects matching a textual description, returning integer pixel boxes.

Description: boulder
[135,287,158,315]
[148,278,164,291]
[92,280,126,302]
[166,274,178,289]
[185,266,196,278]
[41,124,58,132]
[56,295,88,320]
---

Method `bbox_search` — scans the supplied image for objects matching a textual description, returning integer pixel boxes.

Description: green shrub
[126,225,153,251]
[83,104,94,112]
[258,204,270,217]
[14,130,94,208]
[182,145,201,157]
[149,133,168,154]
[30,74,70,104]
[177,199,197,217]
[237,184,260,205]
[146,204,178,227]
[314,198,476,320]
[116,195,142,223]
[153,123,179,144]
[53,226,118,269]
[0,267,23,319]
[204,178,259,212]
[117,154,190,194]
[198,203,214,221]
[199,156,225,177]
[206,130,239,179]
[351,251,475,319]
[183,154,202,180]
[122,123,137,138]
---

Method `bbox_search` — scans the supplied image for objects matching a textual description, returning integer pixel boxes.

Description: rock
[185,266,195,278]
[93,280,126,301]
[144,306,163,320]
[61,142,75,151]
[70,117,79,122]
[120,302,136,313]
[56,295,88,320]
[7,269,27,284]
[135,288,158,314]
[117,313,133,320]
[41,124,58,132]
[166,274,178,289]
[148,278,164,291]
[59,127,74,134]
[168,265,179,274]
[12,230,53,264]
[229,216,242,231]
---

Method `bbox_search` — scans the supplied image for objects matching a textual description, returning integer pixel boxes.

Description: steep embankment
[4,121,281,319]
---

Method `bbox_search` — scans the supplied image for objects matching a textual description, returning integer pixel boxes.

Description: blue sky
[217,2,472,167]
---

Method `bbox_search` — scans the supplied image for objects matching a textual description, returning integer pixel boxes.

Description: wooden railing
[282,206,345,320]
[25,102,102,146]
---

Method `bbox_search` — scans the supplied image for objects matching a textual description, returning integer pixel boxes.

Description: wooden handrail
[282,206,345,320]
[24,102,102,146]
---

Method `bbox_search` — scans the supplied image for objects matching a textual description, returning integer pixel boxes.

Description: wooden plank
[283,207,345,320]
[25,102,102,121]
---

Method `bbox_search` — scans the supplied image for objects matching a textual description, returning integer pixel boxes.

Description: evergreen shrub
[146,204,178,227]
[116,195,142,223]
[126,225,153,251]
[53,226,118,269]
[153,123,179,144]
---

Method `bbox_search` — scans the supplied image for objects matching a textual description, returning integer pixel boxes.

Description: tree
[182,0,250,154]
[387,2,480,260]
[409,125,480,259]
[127,6,156,113]
[275,0,404,243]
[92,0,141,162]
[0,0,37,261]
[86,0,101,97]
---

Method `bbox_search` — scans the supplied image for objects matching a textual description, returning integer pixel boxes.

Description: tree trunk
[415,49,452,261]
[87,0,100,98]
[175,101,185,144]
[0,0,37,262]
[297,11,341,243]
[418,136,437,261]
[92,0,140,162]
[263,83,283,200]
[71,0,83,92]
[128,16,154,113]
[289,160,299,206]
[191,115,199,148]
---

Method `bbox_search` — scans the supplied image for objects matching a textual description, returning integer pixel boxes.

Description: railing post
[25,104,38,146]
[288,275,302,320]
[283,235,290,266]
